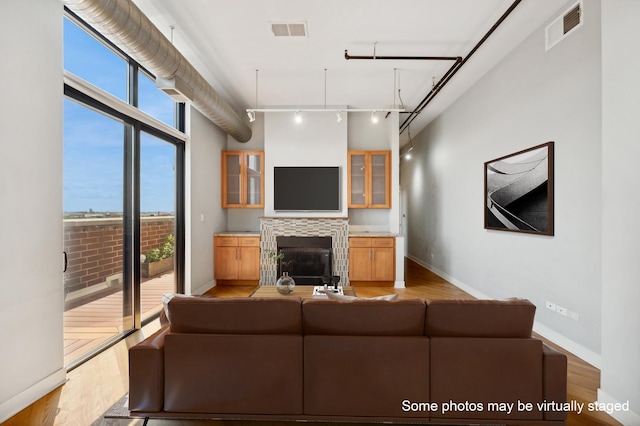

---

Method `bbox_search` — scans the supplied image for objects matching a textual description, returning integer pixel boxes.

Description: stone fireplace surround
[259,217,349,286]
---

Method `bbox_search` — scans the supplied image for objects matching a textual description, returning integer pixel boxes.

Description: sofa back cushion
[426,299,535,338]
[302,298,426,336]
[168,297,302,334]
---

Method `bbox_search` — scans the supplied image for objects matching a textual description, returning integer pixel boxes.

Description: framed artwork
[484,141,554,236]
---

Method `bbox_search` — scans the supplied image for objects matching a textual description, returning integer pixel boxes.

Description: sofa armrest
[542,344,568,421]
[129,325,170,412]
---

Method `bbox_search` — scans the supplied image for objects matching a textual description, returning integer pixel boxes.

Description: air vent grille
[545,1,583,51]
[270,21,308,37]
[563,4,581,34]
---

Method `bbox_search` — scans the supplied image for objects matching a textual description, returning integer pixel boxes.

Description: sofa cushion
[302,298,426,336]
[168,297,302,334]
[429,337,543,421]
[161,293,194,324]
[304,335,429,418]
[426,298,535,338]
[164,334,303,415]
[325,291,399,301]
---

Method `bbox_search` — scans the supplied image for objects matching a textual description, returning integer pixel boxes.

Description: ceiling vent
[545,1,583,51]
[270,21,308,37]
[156,76,194,103]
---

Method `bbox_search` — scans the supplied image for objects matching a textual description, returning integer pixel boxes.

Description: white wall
[264,111,349,217]
[401,0,603,363]
[599,1,640,424]
[0,0,66,421]
[186,106,229,294]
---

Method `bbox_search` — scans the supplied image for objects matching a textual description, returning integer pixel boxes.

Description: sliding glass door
[140,132,177,321]
[62,98,131,366]
[62,13,184,368]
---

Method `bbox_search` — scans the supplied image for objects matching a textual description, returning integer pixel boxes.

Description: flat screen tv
[274,166,340,211]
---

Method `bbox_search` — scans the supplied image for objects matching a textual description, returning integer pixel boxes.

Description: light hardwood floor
[4,259,620,426]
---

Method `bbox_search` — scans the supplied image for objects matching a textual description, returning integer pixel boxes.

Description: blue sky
[63,18,176,213]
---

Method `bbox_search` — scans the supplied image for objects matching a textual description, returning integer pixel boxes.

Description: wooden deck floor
[63,272,175,366]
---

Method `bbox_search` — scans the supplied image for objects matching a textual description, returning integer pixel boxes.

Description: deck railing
[63,216,174,306]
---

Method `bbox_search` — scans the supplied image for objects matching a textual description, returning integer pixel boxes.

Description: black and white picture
[484,142,554,236]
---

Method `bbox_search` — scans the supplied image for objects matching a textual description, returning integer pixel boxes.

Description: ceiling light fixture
[401,126,415,160]
[245,68,403,121]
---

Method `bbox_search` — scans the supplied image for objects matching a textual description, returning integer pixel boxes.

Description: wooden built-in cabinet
[221,151,264,208]
[349,237,395,286]
[214,235,260,284]
[347,150,391,208]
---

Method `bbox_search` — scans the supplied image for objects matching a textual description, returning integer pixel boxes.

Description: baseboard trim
[406,255,602,368]
[407,255,489,299]
[394,280,406,288]
[533,322,601,368]
[597,388,640,425]
[191,279,215,296]
[0,367,67,423]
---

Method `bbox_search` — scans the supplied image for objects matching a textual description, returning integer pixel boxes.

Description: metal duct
[63,0,252,142]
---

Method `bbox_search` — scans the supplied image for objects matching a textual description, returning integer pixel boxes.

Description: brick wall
[63,216,174,295]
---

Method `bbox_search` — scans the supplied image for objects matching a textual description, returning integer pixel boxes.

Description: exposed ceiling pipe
[345,50,462,62]
[63,0,252,143]
[399,0,522,134]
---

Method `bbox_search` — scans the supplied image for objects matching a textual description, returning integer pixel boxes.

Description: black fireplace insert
[276,236,332,285]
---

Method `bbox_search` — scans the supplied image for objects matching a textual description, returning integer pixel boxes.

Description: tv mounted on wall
[273,166,340,211]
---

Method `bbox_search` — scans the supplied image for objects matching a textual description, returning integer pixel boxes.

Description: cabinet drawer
[239,237,260,247]
[214,236,238,247]
[349,238,372,247]
[372,237,394,248]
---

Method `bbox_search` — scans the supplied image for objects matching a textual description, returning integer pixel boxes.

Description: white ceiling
[134,0,567,143]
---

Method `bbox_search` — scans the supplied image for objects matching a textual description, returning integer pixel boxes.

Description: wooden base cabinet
[214,235,260,284]
[349,237,395,285]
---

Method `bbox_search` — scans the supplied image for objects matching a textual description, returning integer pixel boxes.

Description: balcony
[63,272,173,366]
[63,216,175,366]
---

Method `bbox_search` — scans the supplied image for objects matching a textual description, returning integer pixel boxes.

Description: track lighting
[247,110,256,122]
[336,111,343,123]
[371,111,379,124]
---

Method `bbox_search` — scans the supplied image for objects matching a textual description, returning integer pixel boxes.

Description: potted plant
[141,234,175,278]
[268,250,295,294]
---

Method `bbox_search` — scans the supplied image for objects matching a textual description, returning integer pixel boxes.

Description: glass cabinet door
[348,150,390,208]
[245,152,263,207]
[370,153,389,207]
[224,153,242,207]
[222,151,264,208]
[349,153,367,207]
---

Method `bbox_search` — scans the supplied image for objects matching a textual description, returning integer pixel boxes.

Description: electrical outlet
[568,310,580,321]
[556,305,568,316]
[545,301,556,311]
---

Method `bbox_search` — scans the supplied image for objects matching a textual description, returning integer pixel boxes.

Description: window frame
[63,9,186,368]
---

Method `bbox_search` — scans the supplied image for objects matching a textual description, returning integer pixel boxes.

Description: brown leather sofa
[129,296,567,425]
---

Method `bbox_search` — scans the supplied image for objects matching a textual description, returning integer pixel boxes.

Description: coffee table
[250,285,356,299]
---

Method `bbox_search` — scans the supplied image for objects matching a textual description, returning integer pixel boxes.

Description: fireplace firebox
[276,236,332,285]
